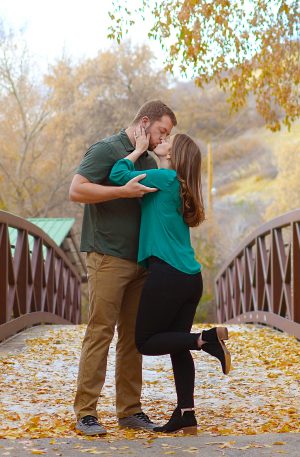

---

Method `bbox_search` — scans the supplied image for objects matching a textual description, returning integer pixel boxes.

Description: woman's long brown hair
[170,134,205,227]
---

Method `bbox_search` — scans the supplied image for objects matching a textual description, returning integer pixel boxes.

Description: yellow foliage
[108,0,299,130]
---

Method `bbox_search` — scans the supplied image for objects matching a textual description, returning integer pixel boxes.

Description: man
[69,100,177,436]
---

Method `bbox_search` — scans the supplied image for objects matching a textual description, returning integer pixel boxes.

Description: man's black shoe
[118,411,157,430]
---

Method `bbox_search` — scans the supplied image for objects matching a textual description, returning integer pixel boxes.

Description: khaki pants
[74,252,147,420]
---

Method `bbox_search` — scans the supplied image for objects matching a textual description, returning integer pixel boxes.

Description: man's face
[142,115,174,151]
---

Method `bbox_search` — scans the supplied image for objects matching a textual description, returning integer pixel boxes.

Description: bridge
[0,210,86,341]
[216,209,300,339]
[1,209,299,342]
[0,209,299,455]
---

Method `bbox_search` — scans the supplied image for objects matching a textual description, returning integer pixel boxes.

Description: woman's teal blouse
[109,159,201,274]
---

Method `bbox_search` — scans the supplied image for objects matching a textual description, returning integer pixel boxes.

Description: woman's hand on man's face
[134,126,150,154]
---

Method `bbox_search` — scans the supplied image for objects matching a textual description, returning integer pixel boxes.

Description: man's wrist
[118,186,128,198]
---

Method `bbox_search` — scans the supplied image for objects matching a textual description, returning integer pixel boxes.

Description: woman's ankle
[197,334,204,348]
[181,408,194,414]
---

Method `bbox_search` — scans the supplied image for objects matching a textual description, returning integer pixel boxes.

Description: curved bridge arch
[0,211,83,341]
[215,209,300,338]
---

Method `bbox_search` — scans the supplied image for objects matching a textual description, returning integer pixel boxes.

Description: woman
[109,129,231,434]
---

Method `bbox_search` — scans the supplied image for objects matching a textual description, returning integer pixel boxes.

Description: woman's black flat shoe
[153,409,198,435]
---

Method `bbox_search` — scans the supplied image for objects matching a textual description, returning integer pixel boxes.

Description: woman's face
[153,135,174,158]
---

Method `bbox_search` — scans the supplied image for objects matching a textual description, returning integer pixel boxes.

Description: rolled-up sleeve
[77,142,115,184]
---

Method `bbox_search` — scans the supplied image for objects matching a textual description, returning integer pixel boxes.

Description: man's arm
[69,173,156,204]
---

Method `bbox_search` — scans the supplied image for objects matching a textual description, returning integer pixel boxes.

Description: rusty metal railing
[215,209,300,339]
[0,211,82,341]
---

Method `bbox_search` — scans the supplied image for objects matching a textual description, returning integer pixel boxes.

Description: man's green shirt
[77,129,157,261]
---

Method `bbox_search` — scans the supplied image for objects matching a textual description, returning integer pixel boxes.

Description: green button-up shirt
[77,129,157,260]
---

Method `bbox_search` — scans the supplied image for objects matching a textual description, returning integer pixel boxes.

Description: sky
[0,0,164,68]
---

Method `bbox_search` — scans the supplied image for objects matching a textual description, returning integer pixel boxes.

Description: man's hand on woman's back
[123,175,157,198]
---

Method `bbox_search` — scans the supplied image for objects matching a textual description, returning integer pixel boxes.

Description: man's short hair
[132,100,177,126]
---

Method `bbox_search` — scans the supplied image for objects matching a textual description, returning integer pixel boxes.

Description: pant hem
[76,411,98,421]
[117,407,142,419]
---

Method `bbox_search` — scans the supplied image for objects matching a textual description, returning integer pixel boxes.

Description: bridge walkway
[0,323,299,450]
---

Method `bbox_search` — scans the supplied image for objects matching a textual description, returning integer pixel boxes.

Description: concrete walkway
[0,433,300,456]
[0,324,299,455]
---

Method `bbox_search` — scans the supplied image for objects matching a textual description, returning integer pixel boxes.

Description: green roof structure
[9,218,75,249]
[27,218,75,247]
[8,217,86,281]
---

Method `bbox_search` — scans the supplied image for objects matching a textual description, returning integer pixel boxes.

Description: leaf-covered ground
[0,324,299,440]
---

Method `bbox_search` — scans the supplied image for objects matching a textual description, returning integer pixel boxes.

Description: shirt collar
[119,129,149,157]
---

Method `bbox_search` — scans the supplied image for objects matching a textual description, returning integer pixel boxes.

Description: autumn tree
[0,24,49,215]
[0,26,81,218]
[0,28,172,218]
[44,41,171,155]
[108,0,300,131]
[170,80,265,143]
[43,42,172,222]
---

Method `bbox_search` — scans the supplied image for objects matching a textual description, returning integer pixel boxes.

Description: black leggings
[135,257,203,408]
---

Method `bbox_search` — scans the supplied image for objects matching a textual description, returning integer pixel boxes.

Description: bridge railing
[215,209,300,339]
[0,211,83,341]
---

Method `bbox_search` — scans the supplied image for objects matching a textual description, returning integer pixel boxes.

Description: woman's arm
[69,135,156,203]
[109,127,175,190]
[109,159,174,190]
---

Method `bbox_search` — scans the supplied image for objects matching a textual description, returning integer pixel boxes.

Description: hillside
[195,120,300,260]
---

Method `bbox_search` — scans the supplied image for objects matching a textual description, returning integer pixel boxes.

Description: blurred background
[0,0,299,322]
